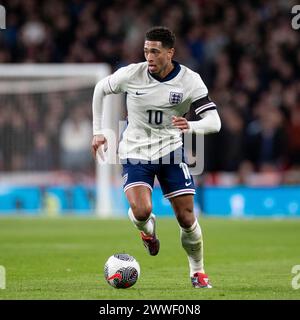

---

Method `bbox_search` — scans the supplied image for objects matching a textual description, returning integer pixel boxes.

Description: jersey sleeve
[184,72,217,119]
[189,72,209,103]
[106,64,136,94]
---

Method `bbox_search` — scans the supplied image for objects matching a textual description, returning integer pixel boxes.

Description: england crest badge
[169,92,183,105]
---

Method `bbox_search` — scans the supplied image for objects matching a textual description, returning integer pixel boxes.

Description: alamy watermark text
[0,265,5,289]
[0,5,6,29]
[291,5,300,30]
[291,265,300,290]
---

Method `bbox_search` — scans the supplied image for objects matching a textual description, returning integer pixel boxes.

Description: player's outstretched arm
[92,79,109,160]
[92,79,107,135]
[92,65,129,160]
[172,109,221,135]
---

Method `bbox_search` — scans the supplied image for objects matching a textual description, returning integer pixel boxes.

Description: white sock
[128,208,155,236]
[180,220,204,277]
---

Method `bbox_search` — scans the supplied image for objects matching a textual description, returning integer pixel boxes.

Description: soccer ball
[104,253,140,288]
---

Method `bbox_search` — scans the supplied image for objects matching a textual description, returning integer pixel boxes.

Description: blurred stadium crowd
[0,0,300,184]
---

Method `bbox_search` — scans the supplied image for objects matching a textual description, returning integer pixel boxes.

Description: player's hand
[92,134,107,161]
[171,116,190,132]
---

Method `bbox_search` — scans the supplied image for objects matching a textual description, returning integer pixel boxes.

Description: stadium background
[0,0,300,217]
[1,0,300,301]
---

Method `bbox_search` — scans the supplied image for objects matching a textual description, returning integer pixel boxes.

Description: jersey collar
[148,60,181,82]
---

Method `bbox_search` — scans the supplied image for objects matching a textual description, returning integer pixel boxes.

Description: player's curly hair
[145,26,176,48]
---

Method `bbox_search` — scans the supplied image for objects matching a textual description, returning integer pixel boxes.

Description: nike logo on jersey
[185,182,192,187]
[135,91,146,95]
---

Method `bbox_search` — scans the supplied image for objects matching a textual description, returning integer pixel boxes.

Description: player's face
[144,41,175,79]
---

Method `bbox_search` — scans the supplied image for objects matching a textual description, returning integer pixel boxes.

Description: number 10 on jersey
[147,110,163,125]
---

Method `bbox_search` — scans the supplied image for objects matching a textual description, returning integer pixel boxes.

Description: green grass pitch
[0,216,299,300]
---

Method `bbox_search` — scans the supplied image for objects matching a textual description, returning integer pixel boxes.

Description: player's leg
[169,194,212,288]
[169,194,204,273]
[126,186,160,256]
[122,162,160,255]
[126,185,153,235]
[169,195,205,274]
[157,149,211,287]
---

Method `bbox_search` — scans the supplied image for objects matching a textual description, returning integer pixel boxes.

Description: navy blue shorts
[121,148,195,199]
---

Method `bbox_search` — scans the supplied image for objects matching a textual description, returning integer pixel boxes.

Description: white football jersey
[103,61,208,160]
